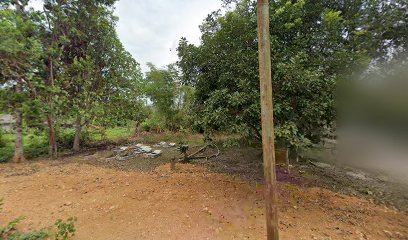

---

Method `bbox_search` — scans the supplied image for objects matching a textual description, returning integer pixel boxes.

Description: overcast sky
[30,0,222,72]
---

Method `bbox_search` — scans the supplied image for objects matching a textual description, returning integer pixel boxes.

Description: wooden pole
[256,0,279,239]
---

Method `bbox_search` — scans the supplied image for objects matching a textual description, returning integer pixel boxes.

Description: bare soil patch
[0,149,407,239]
[201,147,408,212]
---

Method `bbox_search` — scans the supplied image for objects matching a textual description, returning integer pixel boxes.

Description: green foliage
[22,100,45,130]
[144,63,177,129]
[0,126,134,162]
[0,217,76,240]
[222,137,241,149]
[141,112,165,132]
[0,5,43,108]
[56,129,92,149]
[49,0,144,144]
[4,229,49,240]
[105,127,132,141]
[0,199,48,240]
[0,144,14,163]
[143,63,194,132]
[177,144,189,154]
[1,0,144,156]
[0,132,48,162]
[54,217,76,240]
[24,133,48,159]
[0,129,6,148]
[177,0,407,147]
[0,216,26,237]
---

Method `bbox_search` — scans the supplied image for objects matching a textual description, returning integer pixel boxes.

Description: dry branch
[179,144,220,163]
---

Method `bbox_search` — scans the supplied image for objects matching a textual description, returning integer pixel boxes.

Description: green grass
[0,127,204,163]
[0,127,136,162]
[106,127,133,141]
[0,132,48,162]
[86,127,134,142]
[0,144,14,162]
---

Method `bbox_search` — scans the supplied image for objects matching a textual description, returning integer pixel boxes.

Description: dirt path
[1,159,407,239]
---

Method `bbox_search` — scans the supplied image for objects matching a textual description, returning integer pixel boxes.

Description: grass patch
[0,144,14,163]
[0,127,205,162]
[0,133,48,162]
[106,127,133,141]
[86,127,134,143]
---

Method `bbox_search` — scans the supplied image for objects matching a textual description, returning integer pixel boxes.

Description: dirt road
[0,157,407,239]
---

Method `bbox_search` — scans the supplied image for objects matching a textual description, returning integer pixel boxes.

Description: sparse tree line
[0,0,145,162]
[1,0,406,163]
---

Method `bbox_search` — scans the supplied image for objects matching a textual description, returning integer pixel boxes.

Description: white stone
[152,150,162,154]
[140,146,152,153]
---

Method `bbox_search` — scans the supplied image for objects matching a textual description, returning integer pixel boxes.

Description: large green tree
[1,0,144,161]
[177,0,407,147]
[0,1,43,162]
[143,63,193,132]
[144,63,177,130]
[40,0,142,151]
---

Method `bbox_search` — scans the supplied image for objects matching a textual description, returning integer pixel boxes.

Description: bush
[55,217,77,240]
[0,130,13,163]
[56,129,76,149]
[222,137,241,149]
[0,129,6,148]
[141,116,164,132]
[0,146,13,163]
[57,129,92,149]
[24,133,48,159]
[0,131,50,162]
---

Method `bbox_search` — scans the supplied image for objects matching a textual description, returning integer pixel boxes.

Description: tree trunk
[134,121,141,137]
[13,80,25,163]
[73,117,81,152]
[47,55,58,158]
[47,114,57,158]
[101,127,107,144]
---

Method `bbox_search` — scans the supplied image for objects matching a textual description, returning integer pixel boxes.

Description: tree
[37,0,73,158]
[91,41,145,139]
[177,0,407,147]
[44,0,139,151]
[0,1,43,162]
[0,0,144,161]
[144,63,175,129]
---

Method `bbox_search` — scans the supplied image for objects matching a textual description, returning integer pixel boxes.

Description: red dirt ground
[1,161,407,239]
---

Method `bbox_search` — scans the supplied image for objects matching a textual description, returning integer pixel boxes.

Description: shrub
[222,138,241,149]
[57,129,91,149]
[24,133,48,159]
[55,217,77,240]
[56,129,76,149]
[0,146,13,163]
[141,116,164,132]
[0,129,6,148]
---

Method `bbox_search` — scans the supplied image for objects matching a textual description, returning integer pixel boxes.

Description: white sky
[29,0,223,72]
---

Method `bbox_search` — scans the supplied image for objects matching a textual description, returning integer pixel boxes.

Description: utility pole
[257,0,279,239]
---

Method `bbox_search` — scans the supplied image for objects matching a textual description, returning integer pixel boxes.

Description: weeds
[0,199,76,240]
